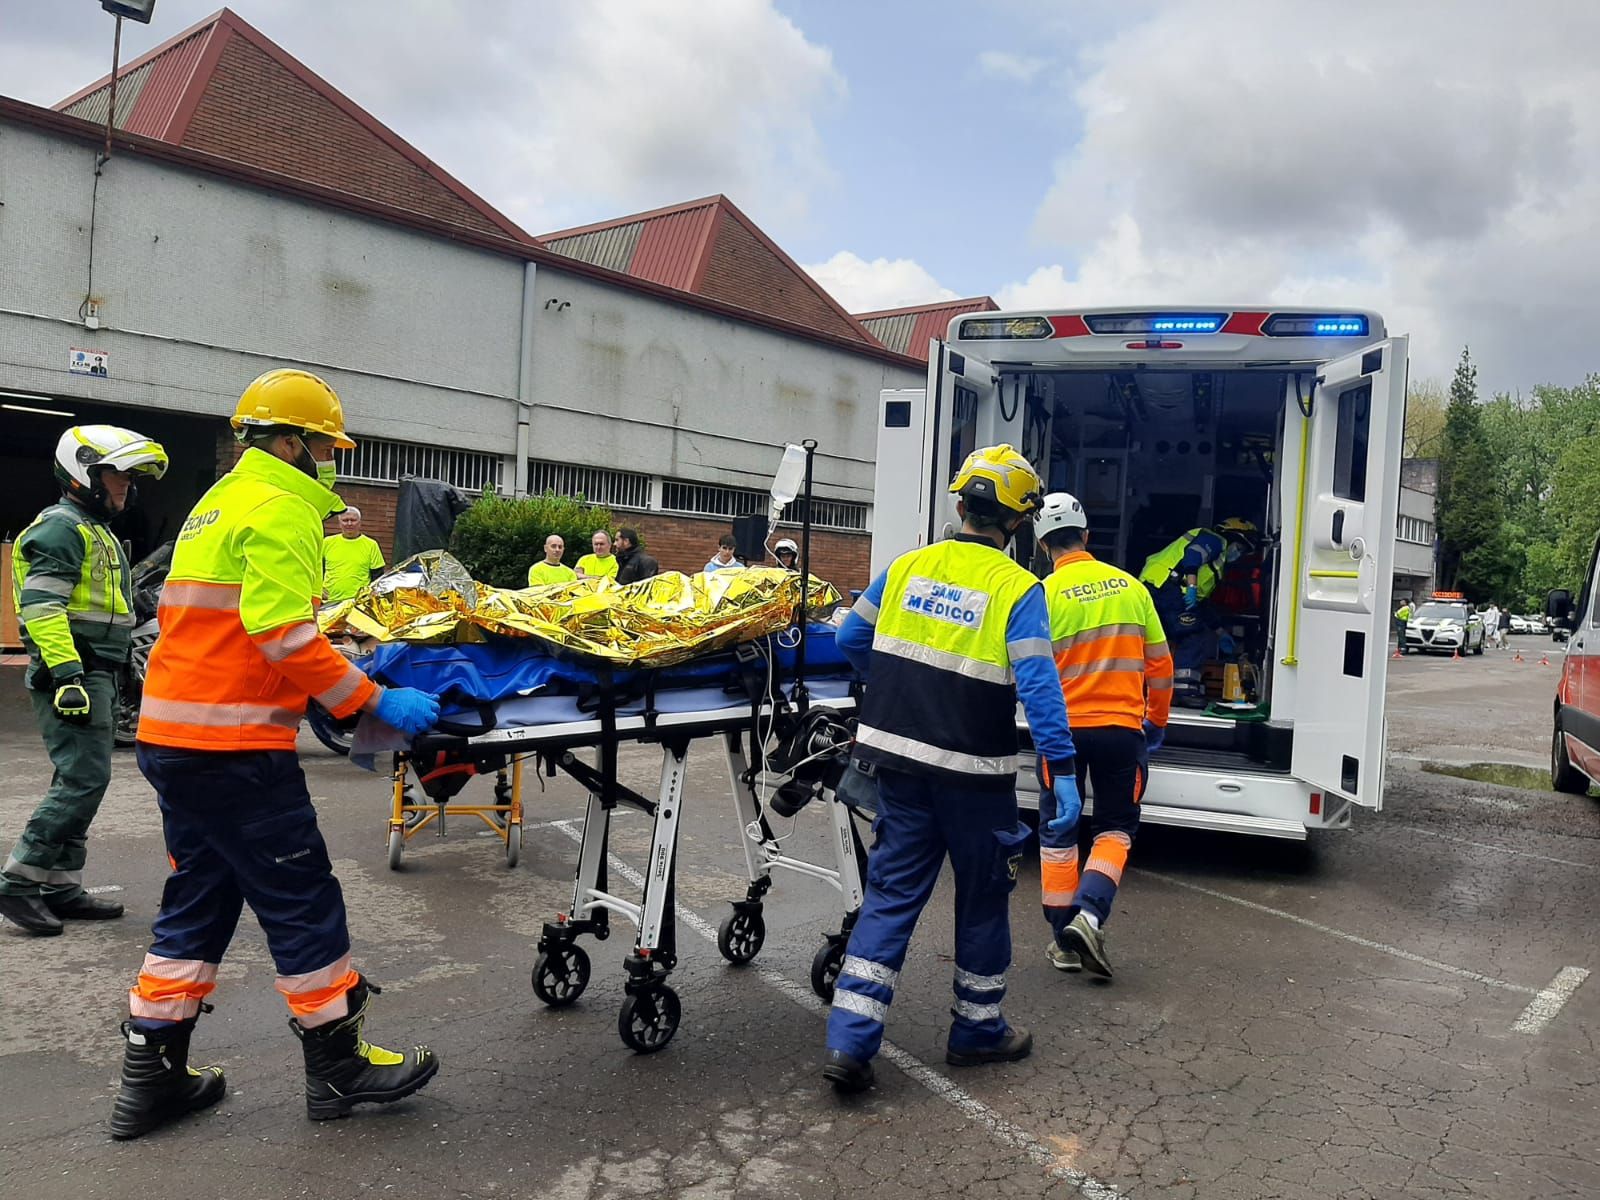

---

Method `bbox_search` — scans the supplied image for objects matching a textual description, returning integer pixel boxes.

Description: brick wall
[625,512,869,595]
[699,211,869,345]
[182,35,507,236]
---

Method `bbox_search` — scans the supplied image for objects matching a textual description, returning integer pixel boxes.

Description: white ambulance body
[872,308,1407,838]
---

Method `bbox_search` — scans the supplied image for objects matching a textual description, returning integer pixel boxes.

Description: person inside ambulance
[1035,493,1172,978]
[822,444,1077,1094]
[109,369,442,1140]
[1137,518,1257,702]
[0,426,168,936]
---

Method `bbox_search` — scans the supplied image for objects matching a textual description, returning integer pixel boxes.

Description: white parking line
[1139,871,1535,995]
[1391,823,1600,872]
[548,819,1123,1199]
[1512,967,1592,1035]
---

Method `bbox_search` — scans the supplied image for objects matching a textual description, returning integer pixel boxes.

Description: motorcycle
[114,542,358,756]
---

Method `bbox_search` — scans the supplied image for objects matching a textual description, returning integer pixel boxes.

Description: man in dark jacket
[614,528,660,584]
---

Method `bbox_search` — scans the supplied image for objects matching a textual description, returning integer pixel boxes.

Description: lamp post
[98,2,157,162]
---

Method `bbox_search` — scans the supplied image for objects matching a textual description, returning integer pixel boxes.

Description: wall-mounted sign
[69,348,108,377]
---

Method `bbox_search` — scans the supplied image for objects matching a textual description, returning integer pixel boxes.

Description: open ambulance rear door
[1289,337,1408,809]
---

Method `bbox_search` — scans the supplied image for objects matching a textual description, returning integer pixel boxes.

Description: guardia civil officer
[1,426,168,935]
[823,444,1079,1093]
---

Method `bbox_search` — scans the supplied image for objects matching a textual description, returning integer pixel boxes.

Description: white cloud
[976,50,1048,83]
[802,251,958,314]
[1009,0,1600,391]
[1,0,845,238]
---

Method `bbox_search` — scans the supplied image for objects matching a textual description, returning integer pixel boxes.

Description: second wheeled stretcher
[372,633,873,1053]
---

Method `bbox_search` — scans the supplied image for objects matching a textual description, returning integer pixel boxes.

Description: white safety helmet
[54,424,169,517]
[774,538,799,556]
[1034,492,1087,541]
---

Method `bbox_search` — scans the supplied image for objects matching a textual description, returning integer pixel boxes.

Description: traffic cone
[1452,647,1462,661]
[1513,647,1524,662]
[1391,644,1404,660]
[1540,653,1551,666]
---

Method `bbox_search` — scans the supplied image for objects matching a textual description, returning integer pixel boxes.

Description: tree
[1402,378,1448,459]
[449,490,615,590]
[1434,348,1511,601]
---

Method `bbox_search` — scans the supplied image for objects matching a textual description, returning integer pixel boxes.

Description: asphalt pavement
[1,638,1596,1199]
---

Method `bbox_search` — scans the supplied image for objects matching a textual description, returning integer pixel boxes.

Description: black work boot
[822,1048,874,1094]
[290,977,437,1120]
[0,893,64,936]
[109,1018,227,1140]
[48,892,125,921]
[945,1024,1033,1067]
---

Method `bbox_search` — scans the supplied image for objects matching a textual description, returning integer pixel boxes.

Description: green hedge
[449,490,615,589]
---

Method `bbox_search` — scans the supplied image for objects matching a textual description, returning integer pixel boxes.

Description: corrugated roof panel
[861,313,916,355]
[61,59,153,130]
[630,205,718,290]
[546,223,644,273]
[125,27,210,138]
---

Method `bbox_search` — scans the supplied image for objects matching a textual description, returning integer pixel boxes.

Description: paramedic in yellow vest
[322,506,385,603]
[1137,519,1256,700]
[527,534,577,585]
[822,444,1079,1094]
[1035,493,1173,978]
[110,369,442,1140]
[1,426,168,937]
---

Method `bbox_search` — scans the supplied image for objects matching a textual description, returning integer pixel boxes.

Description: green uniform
[5,500,132,900]
[527,560,577,586]
[322,533,385,603]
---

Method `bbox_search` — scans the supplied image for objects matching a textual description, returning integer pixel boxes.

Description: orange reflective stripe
[141,697,302,729]
[130,955,218,1021]
[1040,846,1079,907]
[257,621,320,663]
[1059,633,1148,668]
[276,953,359,1025]
[159,581,242,610]
[1083,831,1133,885]
[1052,623,1145,654]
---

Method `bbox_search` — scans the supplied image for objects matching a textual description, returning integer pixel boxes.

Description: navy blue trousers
[825,767,1030,1061]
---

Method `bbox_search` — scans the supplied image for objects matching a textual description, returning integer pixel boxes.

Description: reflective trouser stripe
[953,967,1005,993]
[1040,845,1079,907]
[841,954,899,990]
[276,951,359,1027]
[1084,831,1133,886]
[832,989,889,1026]
[1,856,78,885]
[952,998,1002,1022]
[129,954,219,1022]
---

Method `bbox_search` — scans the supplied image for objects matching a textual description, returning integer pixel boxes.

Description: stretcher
[377,636,871,1053]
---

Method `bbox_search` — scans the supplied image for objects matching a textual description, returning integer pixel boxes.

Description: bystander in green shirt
[323,533,385,603]
[528,560,577,586]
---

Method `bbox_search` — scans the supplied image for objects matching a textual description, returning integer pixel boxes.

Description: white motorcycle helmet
[1034,492,1088,541]
[773,537,799,565]
[54,425,169,518]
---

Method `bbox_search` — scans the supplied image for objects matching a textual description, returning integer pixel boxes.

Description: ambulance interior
[996,368,1290,769]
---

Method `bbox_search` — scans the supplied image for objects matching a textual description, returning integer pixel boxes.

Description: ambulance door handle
[1330,509,1345,546]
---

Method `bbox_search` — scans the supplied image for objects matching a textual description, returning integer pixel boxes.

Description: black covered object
[393,478,472,562]
[732,513,770,565]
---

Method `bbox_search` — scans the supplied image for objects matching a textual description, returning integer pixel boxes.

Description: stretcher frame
[386,755,525,868]
[404,681,867,1053]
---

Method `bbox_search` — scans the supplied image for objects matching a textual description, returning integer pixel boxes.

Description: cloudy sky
[5,0,1598,392]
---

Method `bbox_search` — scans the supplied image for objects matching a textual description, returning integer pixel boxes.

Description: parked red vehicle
[1547,549,1600,795]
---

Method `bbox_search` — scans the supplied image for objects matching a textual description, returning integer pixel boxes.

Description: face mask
[316,458,338,490]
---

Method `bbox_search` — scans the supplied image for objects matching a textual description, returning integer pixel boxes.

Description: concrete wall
[0,122,524,454]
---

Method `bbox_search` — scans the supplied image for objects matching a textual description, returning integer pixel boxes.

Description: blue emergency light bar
[1082,313,1226,335]
[1261,314,1369,337]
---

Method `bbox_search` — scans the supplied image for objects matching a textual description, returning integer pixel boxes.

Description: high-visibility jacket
[1138,528,1227,600]
[1043,551,1173,731]
[11,500,134,675]
[852,536,1074,788]
[138,448,378,751]
[1394,604,1413,621]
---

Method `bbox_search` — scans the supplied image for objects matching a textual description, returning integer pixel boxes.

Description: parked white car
[1403,600,1486,655]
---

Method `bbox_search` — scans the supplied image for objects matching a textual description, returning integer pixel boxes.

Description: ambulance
[872,307,1407,838]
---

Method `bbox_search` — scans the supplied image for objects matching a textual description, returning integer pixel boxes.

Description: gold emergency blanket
[320,551,842,668]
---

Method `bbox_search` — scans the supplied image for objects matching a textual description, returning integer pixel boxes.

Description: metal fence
[337,437,502,492]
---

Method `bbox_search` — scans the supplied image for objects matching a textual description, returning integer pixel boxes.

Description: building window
[337,437,502,492]
[528,460,651,510]
[660,478,869,532]
[1396,515,1434,545]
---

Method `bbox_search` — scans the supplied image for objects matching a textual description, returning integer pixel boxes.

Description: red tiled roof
[55,7,527,240]
[542,196,882,347]
[856,296,999,359]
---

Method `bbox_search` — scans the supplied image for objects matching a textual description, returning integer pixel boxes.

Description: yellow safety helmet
[949,443,1044,516]
[231,369,356,449]
[1219,517,1257,535]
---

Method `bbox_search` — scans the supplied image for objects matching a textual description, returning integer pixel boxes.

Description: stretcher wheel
[387,828,404,871]
[716,909,765,965]
[618,985,680,1054]
[532,945,590,1008]
[810,941,845,1002]
[505,822,522,868]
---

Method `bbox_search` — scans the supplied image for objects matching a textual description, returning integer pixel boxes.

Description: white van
[872,308,1407,839]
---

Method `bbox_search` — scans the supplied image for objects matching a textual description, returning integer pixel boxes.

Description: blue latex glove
[1218,633,1238,657]
[1143,720,1165,753]
[374,687,441,736]
[1046,776,1083,836]
[1183,584,1199,609]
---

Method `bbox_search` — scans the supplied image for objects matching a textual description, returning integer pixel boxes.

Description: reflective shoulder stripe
[872,632,1012,686]
[855,724,1018,777]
